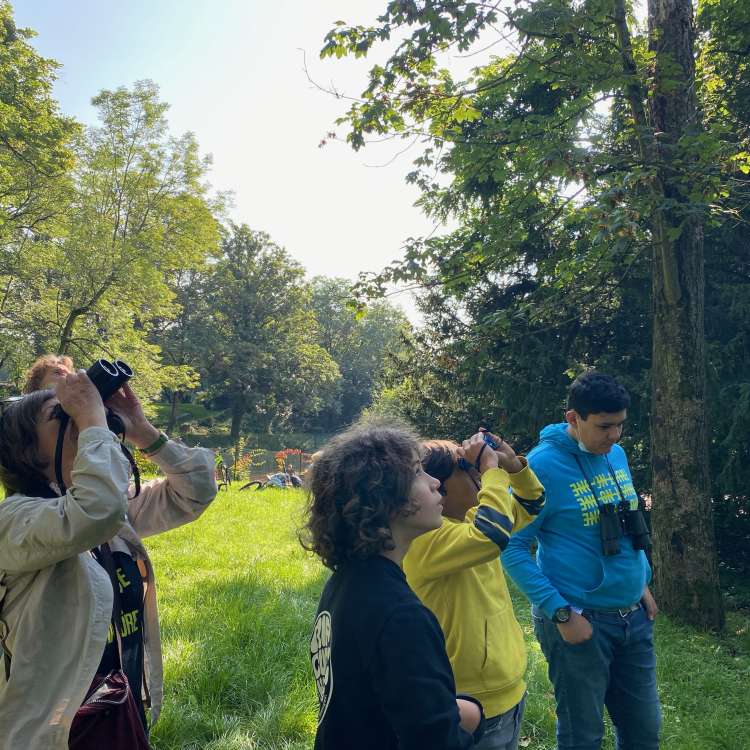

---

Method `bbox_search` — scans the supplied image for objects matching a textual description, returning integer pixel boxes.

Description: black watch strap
[552,606,572,623]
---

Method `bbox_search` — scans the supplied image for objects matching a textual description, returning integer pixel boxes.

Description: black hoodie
[311,555,476,750]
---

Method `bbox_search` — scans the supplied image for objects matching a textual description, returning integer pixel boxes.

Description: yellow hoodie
[403,461,545,718]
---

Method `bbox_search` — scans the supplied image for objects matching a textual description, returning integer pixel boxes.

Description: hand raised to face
[55,371,107,430]
[458,433,499,474]
[105,383,160,449]
[485,431,524,474]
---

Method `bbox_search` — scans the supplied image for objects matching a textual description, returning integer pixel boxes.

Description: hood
[539,422,597,456]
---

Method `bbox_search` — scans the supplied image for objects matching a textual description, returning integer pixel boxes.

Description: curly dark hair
[300,418,422,570]
[568,371,631,419]
[0,390,56,497]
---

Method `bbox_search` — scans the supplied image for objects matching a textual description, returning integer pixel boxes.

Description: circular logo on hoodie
[310,610,333,724]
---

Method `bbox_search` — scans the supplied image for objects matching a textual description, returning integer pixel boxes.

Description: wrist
[74,408,108,431]
[140,431,169,455]
[131,424,161,450]
[479,458,499,474]
[552,605,572,624]
[502,458,524,474]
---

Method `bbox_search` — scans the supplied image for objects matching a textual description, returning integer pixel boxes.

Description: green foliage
[0,76,221,400]
[178,223,341,440]
[323,0,750,575]
[309,276,411,431]
[0,0,79,371]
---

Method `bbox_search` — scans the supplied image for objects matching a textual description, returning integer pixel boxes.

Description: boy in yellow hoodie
[404,432,545,750]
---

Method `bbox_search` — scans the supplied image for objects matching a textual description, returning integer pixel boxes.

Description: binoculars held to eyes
[52,358,139,496]
[52,359,133,437]
[599,501,651,555]
[87,359,134,402]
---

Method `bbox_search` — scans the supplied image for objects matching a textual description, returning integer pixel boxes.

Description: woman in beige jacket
[0,370,218,749]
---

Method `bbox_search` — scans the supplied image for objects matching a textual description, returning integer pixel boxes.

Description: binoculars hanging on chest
[599,501,651,555]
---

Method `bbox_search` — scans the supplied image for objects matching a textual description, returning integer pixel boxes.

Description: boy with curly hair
[301,419,485,750]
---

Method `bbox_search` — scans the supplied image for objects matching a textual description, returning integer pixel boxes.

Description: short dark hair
[568,371,630,419]
[421,439,459,486]
[300,418,421,570]
[0,390,56,496]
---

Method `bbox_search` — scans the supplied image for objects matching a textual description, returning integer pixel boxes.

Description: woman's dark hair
[0,390,56,496]
[300,418,422,570]
[568,371,631,419]
[422,439,459,494]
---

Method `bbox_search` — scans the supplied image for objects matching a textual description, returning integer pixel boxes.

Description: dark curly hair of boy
[300,419,422,570]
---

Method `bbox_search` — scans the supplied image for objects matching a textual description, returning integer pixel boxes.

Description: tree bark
[230,397,245,442]
[166,390,181,434]
[647,0,724,629]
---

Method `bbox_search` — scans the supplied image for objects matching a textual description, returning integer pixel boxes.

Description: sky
[13,0,444,320]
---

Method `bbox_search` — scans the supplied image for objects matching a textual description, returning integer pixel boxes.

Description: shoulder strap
[0,572,10,681]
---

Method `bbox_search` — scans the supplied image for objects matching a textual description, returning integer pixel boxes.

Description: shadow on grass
[150,568,328,750]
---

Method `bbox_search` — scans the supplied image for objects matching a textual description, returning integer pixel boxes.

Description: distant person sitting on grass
[403,432,545,750]
[301,419,486,750]
[23,353,75,392]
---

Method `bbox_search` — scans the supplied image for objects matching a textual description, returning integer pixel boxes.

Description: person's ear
[565,410,579,429]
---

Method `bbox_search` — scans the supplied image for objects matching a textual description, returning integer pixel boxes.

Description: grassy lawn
[146,487,750,750]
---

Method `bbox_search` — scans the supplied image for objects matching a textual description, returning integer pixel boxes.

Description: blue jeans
[474,695,526,750]
[533,605,661,750]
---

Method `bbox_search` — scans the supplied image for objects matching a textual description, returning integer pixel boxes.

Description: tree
[644,0,723,628]
[0,1,78,373]
[1,80,221,399]
[309,276,411,431]
[318,0,743,627]
[195,224,340,440]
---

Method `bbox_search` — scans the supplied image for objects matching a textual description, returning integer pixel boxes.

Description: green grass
[147,487,750,749]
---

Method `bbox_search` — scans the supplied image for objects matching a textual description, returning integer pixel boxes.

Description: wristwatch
[552,606,572,624]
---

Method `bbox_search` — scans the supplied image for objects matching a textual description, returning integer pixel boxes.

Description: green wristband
[141,432,168,456]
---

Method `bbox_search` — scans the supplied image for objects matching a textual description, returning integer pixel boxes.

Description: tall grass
[147,487,750,749]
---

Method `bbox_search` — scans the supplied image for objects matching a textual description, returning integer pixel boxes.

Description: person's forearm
[502,535,568,617]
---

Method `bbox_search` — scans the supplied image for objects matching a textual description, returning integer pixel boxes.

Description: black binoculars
[599,501,651,555]
[87,359,133,436]
[87,359,133,402]
[52,359,133,437]
[52,358,138,496]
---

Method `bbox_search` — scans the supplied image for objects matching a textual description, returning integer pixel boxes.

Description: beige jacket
[0,426,217,750]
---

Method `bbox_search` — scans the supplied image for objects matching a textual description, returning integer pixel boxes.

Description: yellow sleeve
[507,457,546,532]
[405,466,518,583]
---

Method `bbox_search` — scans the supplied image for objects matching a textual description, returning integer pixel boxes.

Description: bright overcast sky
[14,0,448,320]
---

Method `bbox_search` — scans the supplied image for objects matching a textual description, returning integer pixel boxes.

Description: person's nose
[428,473,441,491]
[608,426,622,442]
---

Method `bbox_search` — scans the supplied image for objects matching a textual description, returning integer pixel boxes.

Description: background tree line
[319,0,749,628]
[0,2,409,448]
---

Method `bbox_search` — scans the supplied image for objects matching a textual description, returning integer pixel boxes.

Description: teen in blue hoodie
[503,372,660,750]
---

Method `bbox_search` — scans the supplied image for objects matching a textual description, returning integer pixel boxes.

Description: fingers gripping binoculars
[87,359,133,436]
[88,358,133,400]
[53,359,139,496]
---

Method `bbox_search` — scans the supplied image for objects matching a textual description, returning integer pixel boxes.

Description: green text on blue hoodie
[502,423,651,618]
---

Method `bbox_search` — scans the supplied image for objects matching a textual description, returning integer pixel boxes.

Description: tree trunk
[230,397,245,442]
[647,0,724,629]
[166,390,181,434]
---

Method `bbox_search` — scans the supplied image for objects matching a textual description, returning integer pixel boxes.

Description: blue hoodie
[502,423,650,618]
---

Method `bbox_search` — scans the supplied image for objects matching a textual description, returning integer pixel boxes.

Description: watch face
[555,607,571,623]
